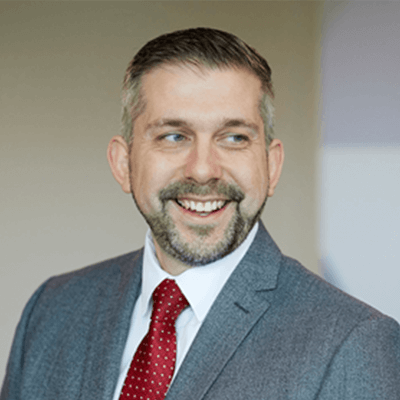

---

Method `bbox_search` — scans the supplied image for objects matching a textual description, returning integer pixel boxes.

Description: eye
[227,135,247,142]
[223,134,250,145]
[160,133,186,143]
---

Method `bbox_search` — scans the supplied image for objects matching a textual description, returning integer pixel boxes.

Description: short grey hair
[121,28,275,147]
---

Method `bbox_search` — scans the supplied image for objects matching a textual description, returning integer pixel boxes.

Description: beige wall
[0,2,321,377]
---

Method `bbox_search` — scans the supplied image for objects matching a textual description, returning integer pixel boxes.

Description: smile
[175,199,230,216]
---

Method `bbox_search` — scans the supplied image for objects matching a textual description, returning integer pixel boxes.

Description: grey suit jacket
[2,223,400,399]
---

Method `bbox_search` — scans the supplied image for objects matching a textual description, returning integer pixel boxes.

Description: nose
[183,141,222,184]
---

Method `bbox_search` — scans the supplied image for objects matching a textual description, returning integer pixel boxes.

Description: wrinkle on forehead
[135,65,265,144]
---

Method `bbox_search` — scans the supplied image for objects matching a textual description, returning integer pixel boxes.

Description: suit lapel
[166,222,282,400]
[79,250,144,400]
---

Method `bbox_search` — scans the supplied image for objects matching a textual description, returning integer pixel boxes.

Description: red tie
[119,279,189,400]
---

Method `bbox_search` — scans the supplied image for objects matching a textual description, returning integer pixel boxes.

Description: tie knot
[151,279,189,324]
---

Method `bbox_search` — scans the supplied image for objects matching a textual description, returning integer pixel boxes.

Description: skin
[108,65,284,276]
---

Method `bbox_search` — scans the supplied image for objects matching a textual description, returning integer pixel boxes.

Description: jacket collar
[166,220,282,400]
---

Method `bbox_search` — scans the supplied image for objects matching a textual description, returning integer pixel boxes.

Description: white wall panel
[319,2,400,322]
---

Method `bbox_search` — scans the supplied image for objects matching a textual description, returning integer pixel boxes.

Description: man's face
[128,65,270,266]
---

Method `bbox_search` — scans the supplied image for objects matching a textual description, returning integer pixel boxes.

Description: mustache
[159,181,245,203]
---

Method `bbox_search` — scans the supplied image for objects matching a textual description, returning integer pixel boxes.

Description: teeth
[177,199,227,213]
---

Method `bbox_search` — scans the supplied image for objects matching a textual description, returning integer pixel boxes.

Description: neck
[152,239,192,276]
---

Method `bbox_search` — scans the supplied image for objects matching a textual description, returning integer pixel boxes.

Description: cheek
[131,156,178,208]
[235,156,269,200]
[254,166,269,197]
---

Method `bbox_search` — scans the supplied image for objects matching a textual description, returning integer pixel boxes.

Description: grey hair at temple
[121,27,275,147]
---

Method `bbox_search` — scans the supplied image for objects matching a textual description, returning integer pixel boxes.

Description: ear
[267,139,284,197]
[107,135,131,193]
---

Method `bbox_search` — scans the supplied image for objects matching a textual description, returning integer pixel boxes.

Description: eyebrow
[146,118,260,135]
[218,118,259,134]
[146,119,192,132]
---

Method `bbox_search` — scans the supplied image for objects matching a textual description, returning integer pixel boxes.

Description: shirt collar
[140,222,259,323]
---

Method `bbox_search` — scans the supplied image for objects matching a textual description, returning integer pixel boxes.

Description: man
[2,28,399,400]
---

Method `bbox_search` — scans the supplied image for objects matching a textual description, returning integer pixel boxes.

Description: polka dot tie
[119,279,189,400]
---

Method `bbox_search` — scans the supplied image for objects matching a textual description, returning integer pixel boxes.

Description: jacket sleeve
[0,280,49,400]
[317,314,400,399]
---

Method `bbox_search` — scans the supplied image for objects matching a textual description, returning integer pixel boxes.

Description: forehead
[137,64,264,129]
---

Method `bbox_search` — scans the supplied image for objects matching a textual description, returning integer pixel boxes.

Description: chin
[147,206,261,267]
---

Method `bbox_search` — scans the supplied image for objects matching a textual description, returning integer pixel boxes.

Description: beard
[131,180,267,267]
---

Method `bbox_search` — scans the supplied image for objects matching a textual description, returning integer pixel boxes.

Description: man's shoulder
[277,254,396,329]
[17,249,143,349]
[2,250,145,399]
[29,249,144,316]
[250,223,394,326]
[47,249,143,289]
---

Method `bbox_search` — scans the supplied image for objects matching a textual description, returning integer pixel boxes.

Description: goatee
[132,180,267,266]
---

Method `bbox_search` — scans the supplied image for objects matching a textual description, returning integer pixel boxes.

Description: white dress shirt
[112,222,259,399]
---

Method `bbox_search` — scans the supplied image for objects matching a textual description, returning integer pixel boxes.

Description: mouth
[175,198,231,217]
